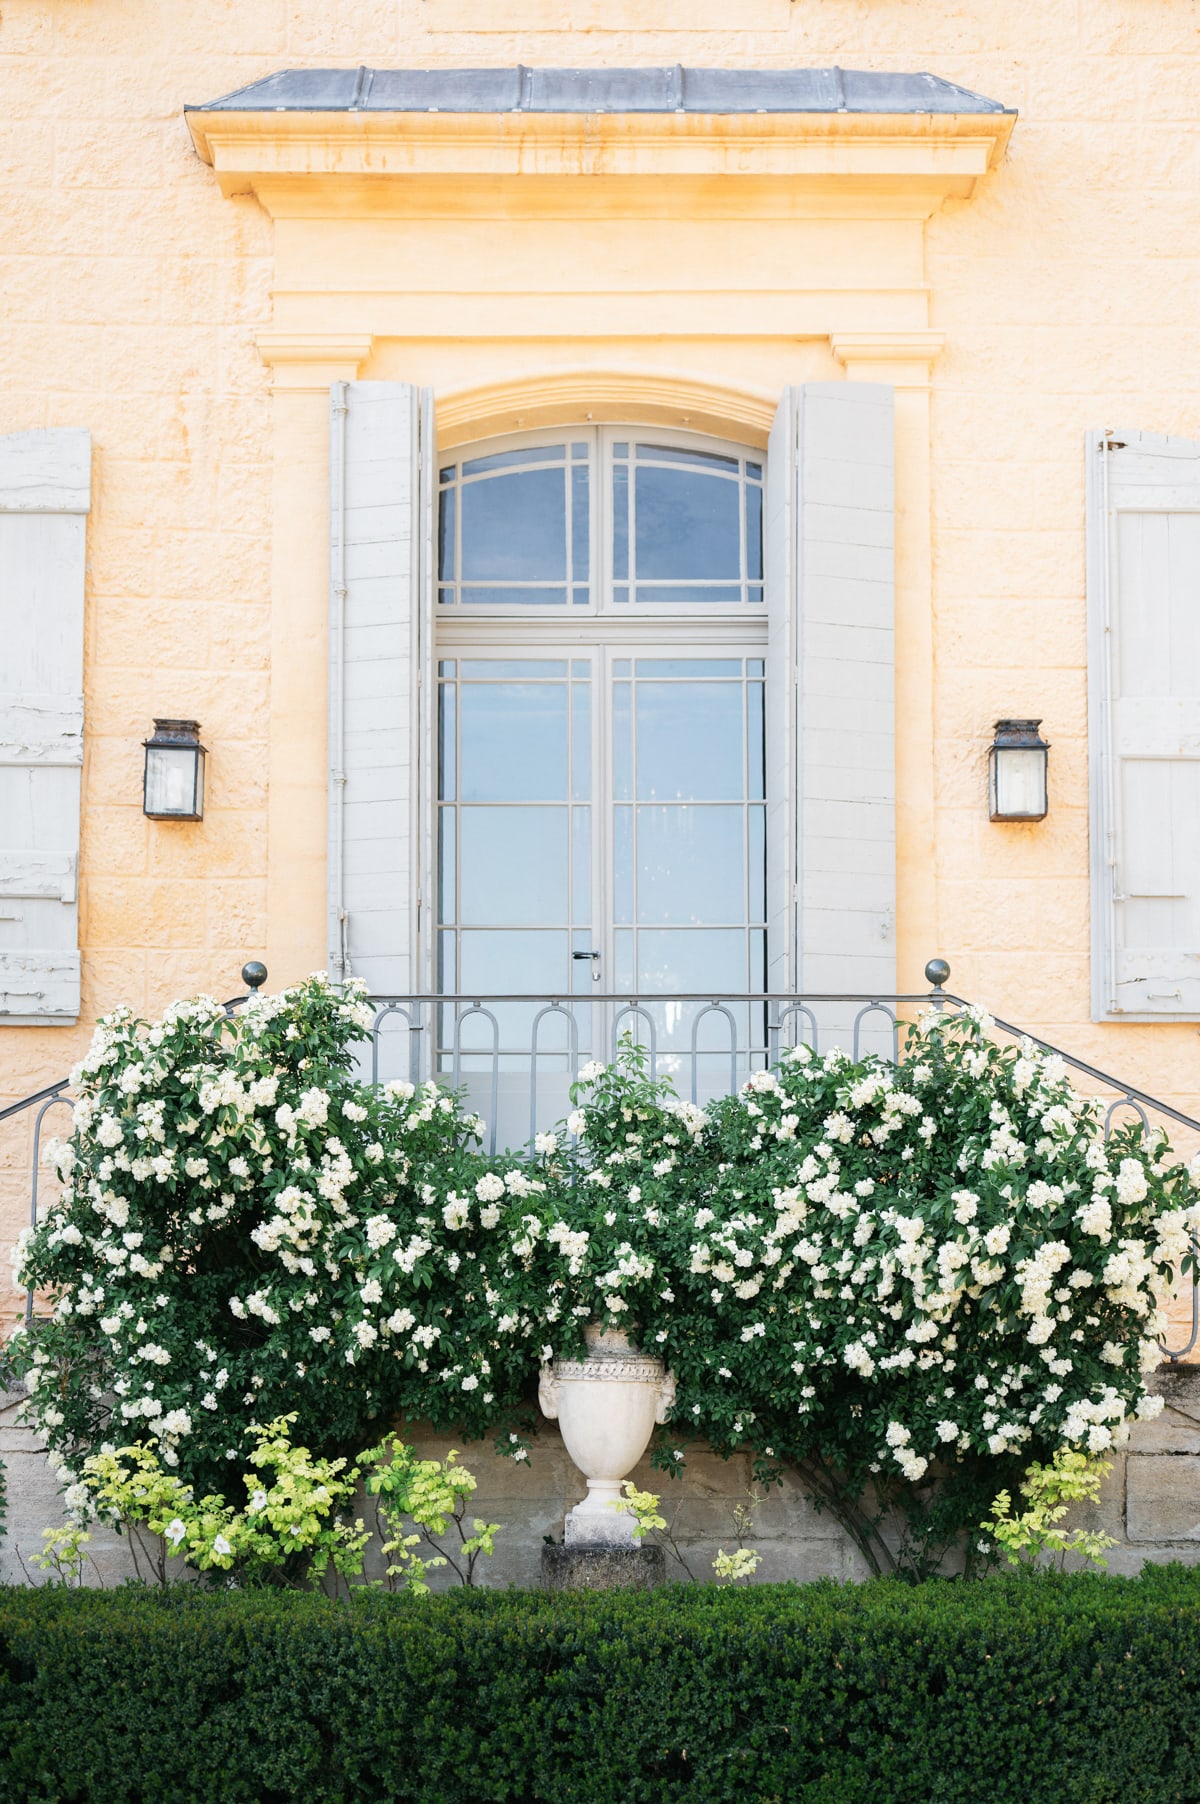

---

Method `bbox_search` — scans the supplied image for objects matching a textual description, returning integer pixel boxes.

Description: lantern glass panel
[145,745,203,818]
[991,745,1046,820]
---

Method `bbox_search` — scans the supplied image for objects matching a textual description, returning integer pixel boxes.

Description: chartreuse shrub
[3,1572,1200,1803]
[13,974,1200,1580]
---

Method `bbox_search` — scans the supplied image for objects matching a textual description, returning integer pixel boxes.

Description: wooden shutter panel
[765,383,896,1007]
[0,430,89,1024]
[1088,428,1200,1018]
[329,383,435,997]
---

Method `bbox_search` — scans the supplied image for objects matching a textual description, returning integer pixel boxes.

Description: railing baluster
[529,1002,578,1148]
[689,1002,737,1105]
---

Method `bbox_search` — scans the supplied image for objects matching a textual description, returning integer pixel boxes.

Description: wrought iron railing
[3,959,1199,1356]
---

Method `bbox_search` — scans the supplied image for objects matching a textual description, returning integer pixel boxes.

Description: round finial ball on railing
[241,962,268,993]
[925,958,951,991]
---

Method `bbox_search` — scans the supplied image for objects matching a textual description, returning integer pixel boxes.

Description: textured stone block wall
[5,1366,1200,1590]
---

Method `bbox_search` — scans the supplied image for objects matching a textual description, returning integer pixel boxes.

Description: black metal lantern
[988,718,1049,822]
[143,719,206,820]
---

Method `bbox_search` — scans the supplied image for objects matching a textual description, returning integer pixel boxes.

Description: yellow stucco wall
[3,0,1200,1303]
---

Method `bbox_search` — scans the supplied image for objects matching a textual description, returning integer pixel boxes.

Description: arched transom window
[437,428,764,612]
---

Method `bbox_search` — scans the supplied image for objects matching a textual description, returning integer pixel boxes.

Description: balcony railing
[3,962,1199,1355]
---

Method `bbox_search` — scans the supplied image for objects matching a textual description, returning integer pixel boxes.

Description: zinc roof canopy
[187,65,1012,117]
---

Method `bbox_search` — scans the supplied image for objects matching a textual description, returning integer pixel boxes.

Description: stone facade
[4,2,1200,1259]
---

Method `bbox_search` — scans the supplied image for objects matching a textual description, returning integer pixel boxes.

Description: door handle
[573,950,601,983]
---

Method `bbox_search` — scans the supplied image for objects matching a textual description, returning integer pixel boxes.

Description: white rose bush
[13,975,1200,1581]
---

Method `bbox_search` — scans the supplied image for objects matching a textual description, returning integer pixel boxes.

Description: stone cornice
[188,110,1013,219]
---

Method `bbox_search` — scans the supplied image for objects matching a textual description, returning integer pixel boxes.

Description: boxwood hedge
[2,1570,1200,1803]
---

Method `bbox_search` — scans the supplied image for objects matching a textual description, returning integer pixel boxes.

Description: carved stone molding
[256,332,374,391]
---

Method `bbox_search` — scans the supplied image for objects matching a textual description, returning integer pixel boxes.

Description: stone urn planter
[539,1325,676,1546]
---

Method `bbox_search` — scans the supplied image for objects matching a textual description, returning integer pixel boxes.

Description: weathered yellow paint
[4,1,1200,1298]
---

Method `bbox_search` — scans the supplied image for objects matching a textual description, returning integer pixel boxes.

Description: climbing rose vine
[13,974,1199,1576]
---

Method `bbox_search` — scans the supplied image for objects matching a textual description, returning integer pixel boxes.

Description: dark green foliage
[3,1569,1200,1802]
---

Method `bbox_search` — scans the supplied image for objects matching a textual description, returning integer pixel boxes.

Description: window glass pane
[459,929,569,995]
[571,463,589,584]
[748,806,766,922]
[633,464,741,581]
[635,585,744,605]
[613,928,634,992]
[614,805,633,924]
[438,485,456,580]
[458,586,567,607]
[438,680,456,801]
[437,807,455,924]
[460,660,568,678]
[461,468,567,581]
[437,929,455,992]
[635,679,744,801]
[636,443,739,473]
[636,806,745,924]
[459,808,568,924]
[636,659,741,678]
[571,679,591,802]
[463,446,565,476]
[572,441,588,458]
[613,461,629,580]
[459,681,568,801]
[572,809,591,923]
[747,679,764,801]
[746,461,763,480]
[631,928,747,994]
[613,681,632,801]
[746,481,763,581]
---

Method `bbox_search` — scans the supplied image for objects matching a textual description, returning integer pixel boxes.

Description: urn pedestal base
[541,1544,666,1592]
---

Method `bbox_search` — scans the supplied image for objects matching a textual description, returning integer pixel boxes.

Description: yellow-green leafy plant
[608,1479,667,1544]
[712,1546,761,1583]
[363,1437,499,1591]
[983,1448,1117,1571]
[59,1415,367,1587]
[30,1521,93,1587]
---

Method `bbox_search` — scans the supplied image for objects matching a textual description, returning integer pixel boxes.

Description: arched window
[434,428,768,1025]
[436,428,763,611]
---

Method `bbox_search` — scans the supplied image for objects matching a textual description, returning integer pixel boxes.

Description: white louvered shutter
[1088,429,1200,1018]
[764,383,896,1022]
[328,383,435,998]
[0,430,90,1023]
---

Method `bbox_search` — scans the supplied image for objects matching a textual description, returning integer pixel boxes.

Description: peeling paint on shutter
[1088,428,1200,1019]
[0,429,89,1024]
[765,384,895,1031]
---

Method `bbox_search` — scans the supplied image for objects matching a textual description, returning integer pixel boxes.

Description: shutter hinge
[1100,437,1126,452]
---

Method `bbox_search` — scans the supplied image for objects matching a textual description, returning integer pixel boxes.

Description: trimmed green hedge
[3,1571,1200,1803]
